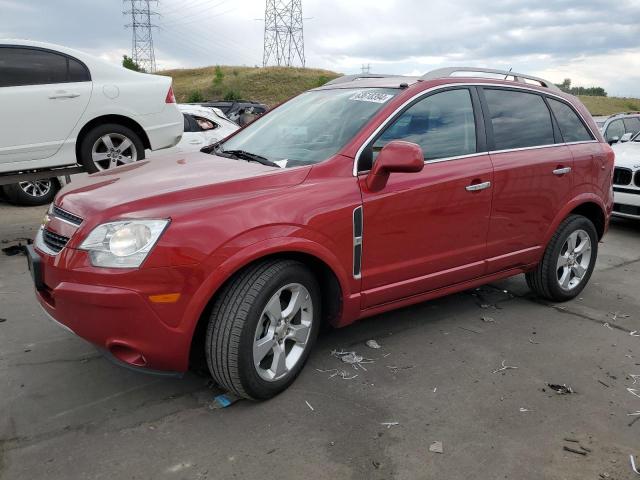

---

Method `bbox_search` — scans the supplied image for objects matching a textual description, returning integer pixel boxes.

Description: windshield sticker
[348,91,394,104]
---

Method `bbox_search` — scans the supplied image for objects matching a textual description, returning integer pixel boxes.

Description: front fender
[180,229,354,347]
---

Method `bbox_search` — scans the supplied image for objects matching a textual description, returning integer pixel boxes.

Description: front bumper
[28,244,199,373]
[613,187,640,219]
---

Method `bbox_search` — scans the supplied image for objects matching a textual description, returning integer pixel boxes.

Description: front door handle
[553,167,572,176]
[49,92,80,99]
[465,181,491,192]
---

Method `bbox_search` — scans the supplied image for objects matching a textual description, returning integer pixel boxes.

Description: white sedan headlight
[79,219,169,268]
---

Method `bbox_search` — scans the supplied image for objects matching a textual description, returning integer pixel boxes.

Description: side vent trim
[353,206,363,279]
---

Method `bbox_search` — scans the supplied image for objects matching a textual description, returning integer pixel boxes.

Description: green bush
[187,90,204,103]
[214,65,224,86]
[315,75,330,87]
[223,89,242,101]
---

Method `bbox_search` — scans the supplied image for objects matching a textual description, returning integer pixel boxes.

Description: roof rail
[323,74,403,86]
[422,67,562,92]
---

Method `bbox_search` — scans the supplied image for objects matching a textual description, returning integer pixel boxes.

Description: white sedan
[149,104,239,156]
[0,39,183,175]
[611,132,640,219]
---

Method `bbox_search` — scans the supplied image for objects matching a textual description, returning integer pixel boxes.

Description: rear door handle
[465,181,491,192]
[49,92,80,99]
[553,167,572,175]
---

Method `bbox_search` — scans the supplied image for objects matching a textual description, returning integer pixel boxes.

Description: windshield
[219,88,398,167]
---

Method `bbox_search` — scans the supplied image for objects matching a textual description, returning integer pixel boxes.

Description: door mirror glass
[609,136,620,145]
[366,140,424,191]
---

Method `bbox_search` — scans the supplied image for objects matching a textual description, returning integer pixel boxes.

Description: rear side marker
[149,293,181,303]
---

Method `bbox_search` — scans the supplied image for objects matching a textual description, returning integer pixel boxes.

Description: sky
[2,0,640,97]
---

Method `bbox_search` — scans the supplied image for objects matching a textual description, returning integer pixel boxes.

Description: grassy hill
[159,65,340,106]
[159,65,640,116]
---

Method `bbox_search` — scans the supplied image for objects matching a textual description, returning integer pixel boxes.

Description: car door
[0,46,92,165]
[357,87,493,308]
[480,87,574,273]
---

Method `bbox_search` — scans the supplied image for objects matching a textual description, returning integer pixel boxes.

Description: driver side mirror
[608,136,620,145]
[365,140,424,191]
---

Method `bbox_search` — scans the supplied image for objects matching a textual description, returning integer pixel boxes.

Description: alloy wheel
[253,283,314,381]
[556,229,592,291]
[18,179,52,198]
[91,133,138,170]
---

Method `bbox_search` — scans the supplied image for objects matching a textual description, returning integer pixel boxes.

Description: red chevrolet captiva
[28,67,614,399]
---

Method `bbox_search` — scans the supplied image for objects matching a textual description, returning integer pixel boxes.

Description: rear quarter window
[484,89,555,150]
[547,98,593,143]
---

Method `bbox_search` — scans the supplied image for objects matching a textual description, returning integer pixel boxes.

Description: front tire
[2,179,59,206]
[206,260,321,400]
[526,215,598,301]
[78,123,145,173]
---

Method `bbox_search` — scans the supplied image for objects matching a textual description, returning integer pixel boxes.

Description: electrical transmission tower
[262,0,305,68]
[123,0,158,73]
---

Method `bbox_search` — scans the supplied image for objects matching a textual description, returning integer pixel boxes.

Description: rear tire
[2,179,59,206]
[525,215,598,301]
[205,260,321,400]
[78,123,145,173]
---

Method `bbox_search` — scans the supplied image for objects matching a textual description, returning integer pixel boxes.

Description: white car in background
[611,131,640,219]
[149,104,239,156]
[0,39,183,178]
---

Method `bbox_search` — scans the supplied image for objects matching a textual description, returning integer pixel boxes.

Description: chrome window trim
[352,206,363,279]
[352,82,599,176]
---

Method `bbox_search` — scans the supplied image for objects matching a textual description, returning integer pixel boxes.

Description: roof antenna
[504,67,513,80]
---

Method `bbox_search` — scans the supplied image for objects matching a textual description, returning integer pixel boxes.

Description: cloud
[1,0,639,96]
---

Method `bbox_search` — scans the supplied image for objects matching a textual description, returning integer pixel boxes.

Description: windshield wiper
[221,149,281,168]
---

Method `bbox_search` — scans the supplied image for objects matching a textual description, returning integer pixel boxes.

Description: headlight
[79,219,169,268]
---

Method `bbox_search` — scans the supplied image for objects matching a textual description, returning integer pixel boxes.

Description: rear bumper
[136,106,183,151]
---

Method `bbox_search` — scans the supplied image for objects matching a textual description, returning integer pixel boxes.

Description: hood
[612,142,640,170]
[56,152,310,219]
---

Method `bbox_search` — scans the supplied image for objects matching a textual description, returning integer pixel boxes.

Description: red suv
[27,67,614,400]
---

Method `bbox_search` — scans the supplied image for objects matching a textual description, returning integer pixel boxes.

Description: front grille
[613,167,632,185]
[635,171,640,188]
[52,205,83,226]
[42,228,69,253]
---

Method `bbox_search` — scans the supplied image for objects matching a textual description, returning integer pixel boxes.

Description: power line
[263,0,305,67]
[123,0,158,73]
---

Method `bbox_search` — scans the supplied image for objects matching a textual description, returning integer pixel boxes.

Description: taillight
[165,85,176,104]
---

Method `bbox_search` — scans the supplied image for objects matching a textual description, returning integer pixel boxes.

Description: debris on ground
[209,393,240,409]
[608,311,631,321]
[492,360,518,374]
[0,318,6,323]
[564,445,587,456]
[519,407,532,412]
[459,326,482,334]
[386,365,415,374]
[331,349,374,371]
[305,400,314,411]
[429,441,443,454]
[372,460,382,469]
[2,242,30,256]
[380,422,399,429]
[366,339,381,349]
[528,337,540,345]
[630,455,640,475]
[547,383,574,395]
[480,316,495,323]
[631,331,640,337]
[602,322,613,330]
[598,380,610,388]
[315,368,358,380]
[627,388,640,399]
[630,374,640,385]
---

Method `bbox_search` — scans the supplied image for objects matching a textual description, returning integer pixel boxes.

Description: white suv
[0,40,183,175]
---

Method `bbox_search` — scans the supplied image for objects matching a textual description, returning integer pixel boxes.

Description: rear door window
[623,117,640,135]
[484,89,555,150]
[373,88,477,162]
[0,47,90,87]
[547,98,593,142]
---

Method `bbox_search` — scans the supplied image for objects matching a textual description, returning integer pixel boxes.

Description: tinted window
[547,98,592,142]
[623,117,640,134]
[68,57,90,82]
[183,114,192,132]
[484,89,554,150]
[605,119,625,141]
[0,47,67,87]
[373,89,476,162]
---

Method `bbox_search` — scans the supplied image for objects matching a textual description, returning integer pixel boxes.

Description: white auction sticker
[348,91,394,103]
